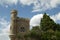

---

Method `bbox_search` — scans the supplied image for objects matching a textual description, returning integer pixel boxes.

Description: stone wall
[9,10,30,40]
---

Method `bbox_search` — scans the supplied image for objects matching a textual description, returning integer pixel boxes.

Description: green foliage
[40,13,57,31]
[16,33,23,39]
[55,31,60,40]
[56,24,60,31]
[24,26,41,40]
[30,26,41,38]
[18,13,60,40]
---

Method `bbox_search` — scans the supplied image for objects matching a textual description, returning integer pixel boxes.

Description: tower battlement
[11,10,17,14]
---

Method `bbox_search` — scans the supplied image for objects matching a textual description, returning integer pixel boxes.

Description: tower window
[20,27,25,32]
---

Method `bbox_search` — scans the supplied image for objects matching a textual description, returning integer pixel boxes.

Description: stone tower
[9,10,30,40]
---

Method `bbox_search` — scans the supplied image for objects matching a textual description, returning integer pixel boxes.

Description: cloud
[19,0,60,12]
[30,14,43,29]
[0,0,18,5]
[5,5,8,8]
[0,35,10,40]
[30,12,60,29]
[51,12,60,22]
[0,0,60,12]
[0,17,10,40]
[19,0,33,6]
[0,0,18,7]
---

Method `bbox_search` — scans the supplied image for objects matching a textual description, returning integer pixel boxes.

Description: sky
[0,0,60,40]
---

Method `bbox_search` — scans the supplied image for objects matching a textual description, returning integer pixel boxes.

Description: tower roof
[11,10,18,14]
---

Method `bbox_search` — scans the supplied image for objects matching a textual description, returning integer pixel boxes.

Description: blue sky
[0,0,60,40]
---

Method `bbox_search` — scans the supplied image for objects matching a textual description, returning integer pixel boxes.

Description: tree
[56,24,60,31]
[24,26,41,40]
[55,31,60,40]
[40,13,56,31]
[24,13,60,40]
